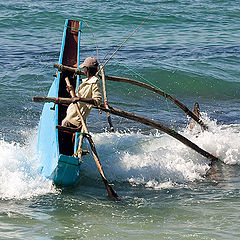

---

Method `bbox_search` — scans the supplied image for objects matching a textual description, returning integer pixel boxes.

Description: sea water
[0,0,240,239]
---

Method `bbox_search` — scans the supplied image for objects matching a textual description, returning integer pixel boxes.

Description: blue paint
[36,19,84,186]
[58,19,68,65]
[51,155,81,186]
[37,78,59,177]
[74,21,83,155]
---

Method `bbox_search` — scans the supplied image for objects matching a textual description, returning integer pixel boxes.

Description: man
[62,57,102,127]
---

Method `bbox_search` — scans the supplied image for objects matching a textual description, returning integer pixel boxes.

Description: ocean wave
[106,66,240,100]
[84,115,240,189]
[0,136,57,200]
[1,113,239,196]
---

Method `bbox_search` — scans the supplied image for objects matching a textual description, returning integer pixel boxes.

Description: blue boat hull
[51,154,81,186]
[37,19,85,186]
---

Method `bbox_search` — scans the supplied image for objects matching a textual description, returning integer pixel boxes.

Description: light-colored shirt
[64,76,102,127]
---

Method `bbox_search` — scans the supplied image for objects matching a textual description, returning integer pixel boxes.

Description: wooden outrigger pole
[53,63,208,130]
[64,77,118,201]
[33,96,219,163]
[100,65,115,132]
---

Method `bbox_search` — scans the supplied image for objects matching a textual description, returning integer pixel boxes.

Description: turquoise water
[1,0,240,239]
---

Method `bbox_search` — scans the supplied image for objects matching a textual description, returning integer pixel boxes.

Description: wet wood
[98,105,218,162]
[53,63,208,130]
[100,65,114,132]
[64,77,119,201]
[33,96,218,163]
[189,102,201,131]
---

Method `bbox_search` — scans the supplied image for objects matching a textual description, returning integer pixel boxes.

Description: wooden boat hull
[37,19,85,186]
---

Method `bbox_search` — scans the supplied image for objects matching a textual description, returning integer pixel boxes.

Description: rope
[81,20,100,64]
[72,148,82,158]
[118,61,177,131]
[99,6,161,72]
[72,132,90,157]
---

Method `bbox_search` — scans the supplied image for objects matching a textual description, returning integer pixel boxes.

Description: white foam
[2,112,238,197]
[184,113,240,165]
[90,115,240,190]
[90,131,208,190]
[0,132,57,200]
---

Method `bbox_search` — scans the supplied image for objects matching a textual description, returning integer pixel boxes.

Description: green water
[0,0,240,239]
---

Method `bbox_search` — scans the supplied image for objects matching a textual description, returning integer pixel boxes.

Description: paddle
[33,96,219,163]
[64,77,119,200]
[53,63,208,130]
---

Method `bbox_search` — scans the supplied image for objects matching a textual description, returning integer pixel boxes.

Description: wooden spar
[33,96,219,163]
[189,102,201,131]
[54,63,84,75]
[104,75,208,130]
[53,63,208,130]
[64,77,119,201]
[99,106,218,162]
[100,65,114,132]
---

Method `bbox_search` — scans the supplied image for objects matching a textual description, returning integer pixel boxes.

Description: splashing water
[90,113,240,190]
[0,135,57,200]
[184,112,240,165]
[0,113,239,198]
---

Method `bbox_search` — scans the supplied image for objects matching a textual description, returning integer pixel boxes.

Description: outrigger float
[34,19,220,200]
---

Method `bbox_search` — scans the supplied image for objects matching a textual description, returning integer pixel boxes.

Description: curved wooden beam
[33,96,218,163]
[53,63,208,130]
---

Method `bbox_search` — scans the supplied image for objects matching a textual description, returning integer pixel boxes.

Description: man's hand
[71,97,80,104]
[66,85,74,93]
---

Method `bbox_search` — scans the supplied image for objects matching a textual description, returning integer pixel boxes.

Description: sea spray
[0,137,57,200]
[89,130,208,189]
[1,0,240,238]
[89,115,240,190]
[184,112,240,165]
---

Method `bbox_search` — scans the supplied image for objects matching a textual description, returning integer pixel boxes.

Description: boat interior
[58,20,80,156]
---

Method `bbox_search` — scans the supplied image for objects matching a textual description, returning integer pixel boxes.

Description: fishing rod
[94,7,208,130]
[97,6,161,74]
[93,7,160,130]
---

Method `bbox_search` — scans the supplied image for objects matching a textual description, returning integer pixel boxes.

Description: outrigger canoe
[35,18,219,195]
[36,19,88,186]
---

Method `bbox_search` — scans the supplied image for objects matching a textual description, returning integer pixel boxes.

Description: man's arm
[72,82,102,105]
[71,96,97,105]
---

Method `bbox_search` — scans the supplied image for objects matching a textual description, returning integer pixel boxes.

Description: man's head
[80,57,98,77]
